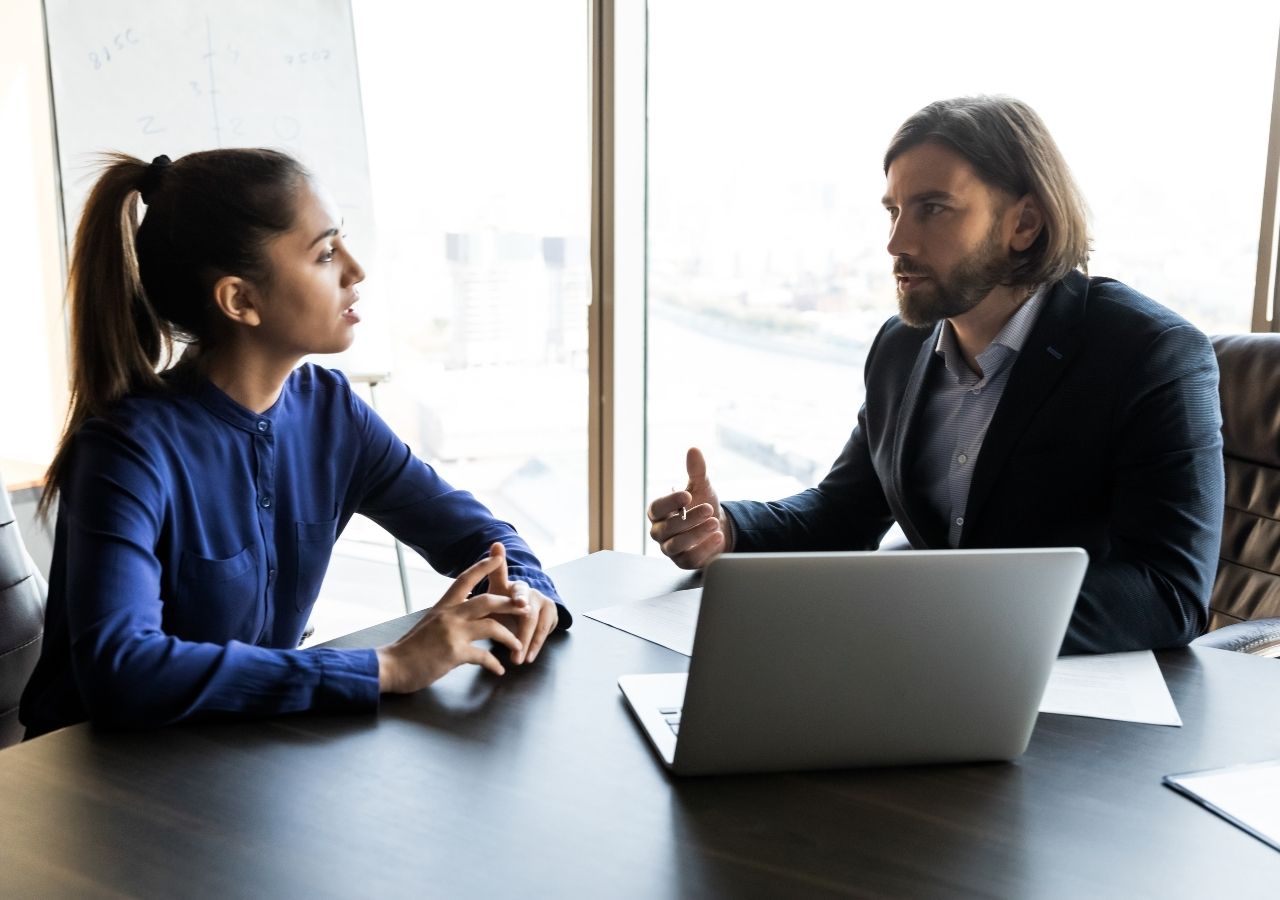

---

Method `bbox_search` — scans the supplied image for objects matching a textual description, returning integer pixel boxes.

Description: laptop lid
[619,547,1088,776]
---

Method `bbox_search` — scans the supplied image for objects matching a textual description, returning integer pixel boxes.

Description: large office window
[643,0,1280,532]
[331,1,590,620]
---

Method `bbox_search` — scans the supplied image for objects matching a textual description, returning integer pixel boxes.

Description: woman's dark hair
[40,148,310,515]
[884,95,1090,287]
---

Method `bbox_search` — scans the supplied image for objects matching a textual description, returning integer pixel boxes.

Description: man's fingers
[661,515,720,557]
[686,447,708,487]
[652,503,717,544]
[648,490,693,523]
[671,529,725,570]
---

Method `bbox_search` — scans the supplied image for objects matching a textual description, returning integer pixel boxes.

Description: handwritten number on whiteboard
[138,115,163,135]
[285,49,332,65]
[89,29,139,70]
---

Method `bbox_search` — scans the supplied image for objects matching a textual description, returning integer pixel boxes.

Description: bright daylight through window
[644,0,1279,532]
[329,1,589,633]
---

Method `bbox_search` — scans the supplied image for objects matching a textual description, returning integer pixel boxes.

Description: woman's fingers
[486,542,512,595]
[526,596,559,663]
[464,590,530,620]
[464,644,507,678]
[440,550,508,606]
[473,616,523,657]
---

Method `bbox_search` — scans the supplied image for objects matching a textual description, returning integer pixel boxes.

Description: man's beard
[894,222,1013,328]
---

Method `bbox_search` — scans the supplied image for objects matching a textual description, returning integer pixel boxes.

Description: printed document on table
[584,588,702,656]
[1164,759,1280,852]
[1039,650,1181,726]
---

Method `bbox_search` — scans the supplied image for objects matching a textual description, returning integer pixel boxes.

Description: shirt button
[268,568,277,583]
[955,516,965,526]
[957,453,968,465]
[256,420,270,433]
[260,496,272,509]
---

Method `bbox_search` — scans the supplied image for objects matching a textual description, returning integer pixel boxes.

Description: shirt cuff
[314,648,381,710]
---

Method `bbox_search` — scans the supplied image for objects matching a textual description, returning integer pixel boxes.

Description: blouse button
[260,496,272,509]
[256,420,270,433]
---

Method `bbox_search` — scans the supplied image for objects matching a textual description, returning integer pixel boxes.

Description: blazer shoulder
[1083,277,1198,335]
[1070,276,1215,375]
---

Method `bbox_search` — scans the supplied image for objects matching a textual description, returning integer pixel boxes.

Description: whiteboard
[42,0,391,379]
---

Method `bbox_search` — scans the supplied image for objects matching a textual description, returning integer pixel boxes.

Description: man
[647,96,1224,654]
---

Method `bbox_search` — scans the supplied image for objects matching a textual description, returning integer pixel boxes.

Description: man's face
[881,141,1016,328]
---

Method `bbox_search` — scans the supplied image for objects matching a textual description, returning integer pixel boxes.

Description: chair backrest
[1209,333,1280,633]
[0,473,47,747]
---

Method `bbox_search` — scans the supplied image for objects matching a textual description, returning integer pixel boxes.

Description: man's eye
[319,247,335,262]
[886,208,899,221]
[923,203,945,215]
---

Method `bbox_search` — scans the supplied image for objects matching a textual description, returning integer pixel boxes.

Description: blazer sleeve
[1064,323,1224,653]
[342,384,569,626]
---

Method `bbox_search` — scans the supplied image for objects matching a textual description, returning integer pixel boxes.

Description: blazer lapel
[890,322,949,547]
[961,271,1090,543]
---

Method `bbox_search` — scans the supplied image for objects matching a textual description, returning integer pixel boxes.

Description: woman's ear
[211,275,262,328]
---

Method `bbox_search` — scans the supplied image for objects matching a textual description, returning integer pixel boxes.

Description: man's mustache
[893,259,932,278]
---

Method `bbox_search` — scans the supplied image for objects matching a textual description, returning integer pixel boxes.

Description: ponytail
[39,147,309,517]
[40,154,171,517]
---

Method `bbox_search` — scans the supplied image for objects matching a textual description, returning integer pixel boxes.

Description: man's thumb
[686,446,708,487]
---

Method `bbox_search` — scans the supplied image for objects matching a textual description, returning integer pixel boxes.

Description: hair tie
[139,154,172,205]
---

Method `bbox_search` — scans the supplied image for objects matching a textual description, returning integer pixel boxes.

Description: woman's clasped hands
[376,543,559,694]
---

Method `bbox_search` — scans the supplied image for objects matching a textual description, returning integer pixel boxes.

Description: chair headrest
[1212,333,1280,467]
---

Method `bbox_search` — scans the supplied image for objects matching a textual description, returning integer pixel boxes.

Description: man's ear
[1009,195,1044,252]
[211,275,262,328]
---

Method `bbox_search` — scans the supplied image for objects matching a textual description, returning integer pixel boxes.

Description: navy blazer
[724,271,1225,654]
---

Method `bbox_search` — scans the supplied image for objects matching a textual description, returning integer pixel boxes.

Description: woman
[20,149,568,736]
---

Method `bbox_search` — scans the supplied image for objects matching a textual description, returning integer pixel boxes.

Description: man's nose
[887,216,913,258]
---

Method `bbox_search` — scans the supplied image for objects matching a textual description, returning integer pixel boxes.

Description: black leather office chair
[1191,334,1280,657]
[1,473,48,746]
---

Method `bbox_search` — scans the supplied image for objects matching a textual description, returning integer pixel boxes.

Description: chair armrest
[1191,619,1280,657]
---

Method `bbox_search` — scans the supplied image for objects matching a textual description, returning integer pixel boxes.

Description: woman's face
[253,179,365,358]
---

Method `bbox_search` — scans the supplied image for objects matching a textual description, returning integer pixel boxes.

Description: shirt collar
[933,284,1049,381]
[187,371,288,434]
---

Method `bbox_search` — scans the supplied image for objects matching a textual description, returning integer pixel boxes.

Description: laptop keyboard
[659,706,681,735]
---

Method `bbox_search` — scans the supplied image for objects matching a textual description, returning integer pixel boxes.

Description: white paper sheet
[1038,650,1181,726]
[1165,760,1280,851]
[585,590,1181,727]
[584,588,702,656]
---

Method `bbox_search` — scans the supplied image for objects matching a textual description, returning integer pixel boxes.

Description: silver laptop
[618,548,1088,776]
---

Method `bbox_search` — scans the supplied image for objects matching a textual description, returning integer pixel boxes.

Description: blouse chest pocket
[174,545,261,642]
[294,517,339,612]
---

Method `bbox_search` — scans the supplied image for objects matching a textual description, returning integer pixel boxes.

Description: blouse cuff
[314,648,381,711]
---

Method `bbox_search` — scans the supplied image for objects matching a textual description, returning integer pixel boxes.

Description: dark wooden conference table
[2,550,1279,897]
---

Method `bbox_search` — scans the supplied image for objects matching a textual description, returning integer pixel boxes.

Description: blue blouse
[20,364,567,736]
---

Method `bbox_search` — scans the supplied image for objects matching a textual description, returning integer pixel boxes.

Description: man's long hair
[884,96,1090,287]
